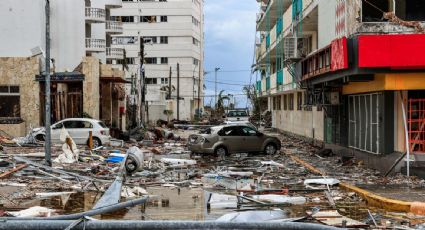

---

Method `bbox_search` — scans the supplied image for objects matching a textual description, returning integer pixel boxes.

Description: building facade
[255,0,425,172]
[110,0,204,123]
[0,0,127,136]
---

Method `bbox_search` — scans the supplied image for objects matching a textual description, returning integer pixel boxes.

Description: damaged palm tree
[214,90,230,119]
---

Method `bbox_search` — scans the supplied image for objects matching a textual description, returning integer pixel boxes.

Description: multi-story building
[0,0,127,136]
[111,0,204,123]
[255,0,425,173]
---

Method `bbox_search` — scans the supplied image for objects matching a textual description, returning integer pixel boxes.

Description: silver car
[188,124,281,156]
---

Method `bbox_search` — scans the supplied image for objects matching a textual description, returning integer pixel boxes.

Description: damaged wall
[82,57,100,119]
[0,57,41,137]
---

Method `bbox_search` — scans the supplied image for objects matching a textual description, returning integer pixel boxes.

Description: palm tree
[215,90,230,118]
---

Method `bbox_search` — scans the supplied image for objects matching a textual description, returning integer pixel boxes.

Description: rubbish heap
[0,126,424,229]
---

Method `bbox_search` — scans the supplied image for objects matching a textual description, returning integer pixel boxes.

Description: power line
[205,69,251,73]
[204,80,250,86]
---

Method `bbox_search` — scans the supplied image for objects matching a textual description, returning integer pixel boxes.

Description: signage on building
[331,37,348,71]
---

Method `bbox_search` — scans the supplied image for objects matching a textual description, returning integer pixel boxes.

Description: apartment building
[110,0,204,123]
[0,0,127,136]
[255,0,425,173]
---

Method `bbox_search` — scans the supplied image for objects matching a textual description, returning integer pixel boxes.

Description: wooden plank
[0,164,28,178]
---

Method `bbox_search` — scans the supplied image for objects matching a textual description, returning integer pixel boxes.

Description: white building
[110,0,204,122]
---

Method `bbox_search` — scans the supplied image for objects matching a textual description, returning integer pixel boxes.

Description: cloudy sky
[203,0,258,108]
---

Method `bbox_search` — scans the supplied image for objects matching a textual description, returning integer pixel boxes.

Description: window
[160,16,168,22]
[159,0,167,2]
[283,95,288,110]
[161,78,169,85]
[297,92,303,110]
[289,94,294,110]
[120,16,134,23]
[0,85,20,118]
[145,78,157,84]
[145,57,157,64]
[160,36,168,44]
[218,126,241,136]
[141,16,157,23]
[193,58,199,65]
[144,36,157,44]
[241,126,257,136]
[117,58,136,65]
[161,57,168,64]
[192,37,199,46]
[192,16,199,26]
[112,36,138,45]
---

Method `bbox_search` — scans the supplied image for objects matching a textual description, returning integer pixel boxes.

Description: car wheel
[214,146,228,159]
[35,134,45,142]
[92,137,102,149]
[264,143,277,155]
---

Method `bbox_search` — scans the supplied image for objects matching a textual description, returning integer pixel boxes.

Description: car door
[62,120,79,144]
[218,126,243,153]
[240,126,264,152]
[71,120,91,145]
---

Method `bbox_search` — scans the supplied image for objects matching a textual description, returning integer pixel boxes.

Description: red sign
[358,34,425,69]
[331,37,348,71]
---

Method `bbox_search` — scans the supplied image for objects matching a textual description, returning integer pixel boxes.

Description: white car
[33,118,111,147]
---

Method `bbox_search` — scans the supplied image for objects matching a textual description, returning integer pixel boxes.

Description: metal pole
[197,65,201,119]
[168,66,172,99]
[401,94,410,177]
[139,36,145,125]
[214,67,219,108]
[44,0,52,166]
[177,63,180,121]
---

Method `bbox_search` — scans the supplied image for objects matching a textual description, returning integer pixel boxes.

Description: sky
[203,0,258,108]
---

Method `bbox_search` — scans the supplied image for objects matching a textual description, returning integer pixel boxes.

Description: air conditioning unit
[283,37,311,60]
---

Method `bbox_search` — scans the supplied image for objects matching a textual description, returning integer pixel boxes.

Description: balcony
[104,0,122,8]
[106,47,124,60]
[85,38,106,52]
[85,7,106,23]
[106,21,123,34]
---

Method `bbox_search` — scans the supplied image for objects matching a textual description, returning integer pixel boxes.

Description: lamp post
[214,67,220,108]
[44,0,52,166]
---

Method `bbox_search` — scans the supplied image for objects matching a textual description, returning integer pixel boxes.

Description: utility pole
[214,67,220,108]
[44,0,52,166]
[168,66,172,99]
[177,63,180,121]
[197,64,201,119]
[139,35,145,125]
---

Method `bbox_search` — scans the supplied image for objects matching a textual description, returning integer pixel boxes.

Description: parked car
[224,109,250,122]
[33,118,111,147]
[188,124,281,156]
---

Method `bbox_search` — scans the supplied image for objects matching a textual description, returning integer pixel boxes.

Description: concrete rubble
[0,125,424,229]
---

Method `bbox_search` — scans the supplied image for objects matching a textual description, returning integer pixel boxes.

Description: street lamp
[214,67,220,108]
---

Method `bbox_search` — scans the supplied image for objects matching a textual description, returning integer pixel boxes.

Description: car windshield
[98,121,107,128]
[227,111,248,117]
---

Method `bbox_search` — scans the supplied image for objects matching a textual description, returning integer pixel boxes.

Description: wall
[271,92,324,141]
[0,0,85,72]
[82,57,100,119]
[318,0,336,49]
[0,57,41,136]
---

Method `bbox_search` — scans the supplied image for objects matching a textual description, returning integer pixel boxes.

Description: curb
[289,155,424,214]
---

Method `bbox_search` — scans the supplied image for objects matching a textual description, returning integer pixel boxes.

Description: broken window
[362,0,390,22]
[160,36,168,44]
[193,58,199,65]
[161,57,168,64]
[145,78,157,84]
[160,16,168,22]
[145,57,157,64]
[0,85,20,118]
[395,0,425,21]
[117,58,135,65]
[141,16,157,23]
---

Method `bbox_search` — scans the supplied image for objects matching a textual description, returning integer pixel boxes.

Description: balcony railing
[106,47,124,60]
[106,21,123,34]
[85,7,106,23]
[85,38,106,52]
